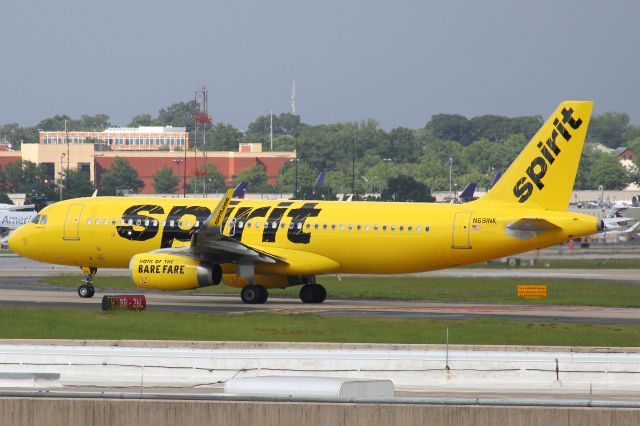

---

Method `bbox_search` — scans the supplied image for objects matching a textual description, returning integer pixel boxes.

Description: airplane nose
[7,227,25,255]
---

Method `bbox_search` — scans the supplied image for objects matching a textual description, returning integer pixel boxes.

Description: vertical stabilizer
[480,101,593,210]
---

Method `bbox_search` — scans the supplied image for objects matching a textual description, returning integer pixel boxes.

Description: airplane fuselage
[12,196,598,275]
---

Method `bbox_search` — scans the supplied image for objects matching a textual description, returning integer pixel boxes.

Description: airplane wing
[158,189,287,265]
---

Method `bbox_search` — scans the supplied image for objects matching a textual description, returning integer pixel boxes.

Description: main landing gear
[299,284,327,304]
[241,285,269,304]
[78,267,97,298]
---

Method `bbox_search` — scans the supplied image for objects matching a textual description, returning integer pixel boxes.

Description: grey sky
[1,0,639,130]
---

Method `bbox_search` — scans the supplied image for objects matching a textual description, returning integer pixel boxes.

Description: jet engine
[130,253,222,291]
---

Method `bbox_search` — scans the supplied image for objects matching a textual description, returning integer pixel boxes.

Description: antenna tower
[290,78,296,114]
[194,86,212,197]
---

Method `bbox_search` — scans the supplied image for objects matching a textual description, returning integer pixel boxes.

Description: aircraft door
[452,211,472,249]
[63,204,84,240]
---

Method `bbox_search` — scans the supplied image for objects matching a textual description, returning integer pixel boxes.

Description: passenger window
[314,223,319,230]
[306,223,311,230]
[255,222,261,229]
[280,223,286,229]
[136,219,142,226]
[169,220,174,227]
[382,225,387,231]
[365,224,370,231]
[416,226,421,232]
[391,225,395,231]
[339,224,344,231]
[374,225,378,231]
[289,223,294,230]
[324,224,329,230]
[272,222,278,229]
[31,215,40,224]
[238,221,244,228]
[356,224,361,231]
[162,220,167,226]
[408,226,413,232]
[177,220,183,227]
[96,219,101,225]
[348,224,353,231]
[187,221,192,227]
[425,226,430,232]
[154,220,159,227]
[87,219,92,225]
[247,223,252,228]
[297,222,302,230]
[144,220,149,226]
[399,226,404,231]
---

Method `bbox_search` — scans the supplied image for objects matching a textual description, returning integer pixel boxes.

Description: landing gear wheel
[299,284,327,304]
[78,284,94,298]
[241,285,269,304]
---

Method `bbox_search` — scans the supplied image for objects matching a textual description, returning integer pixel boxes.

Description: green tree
[233,164,271,192]
[589,153,630,189]
[0,192,11,205]
[61,168,95,199]
[207,123,244,151]
[157,101,198,132]
[189,164,226,193]
[247,113,303,142]
[386,127,420,163]
[129,114,156,127]
[425,114,473,145]
[587,112,631,148]
[152,166,179,194]
[99,157,144,195]
[381,175,435,202]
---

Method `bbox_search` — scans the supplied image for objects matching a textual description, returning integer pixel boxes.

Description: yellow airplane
[9,101,601,304]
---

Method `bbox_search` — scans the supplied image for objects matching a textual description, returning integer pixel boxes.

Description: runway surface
[0,254,639,323]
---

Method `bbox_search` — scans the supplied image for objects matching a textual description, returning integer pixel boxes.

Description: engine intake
[130,253,222,291]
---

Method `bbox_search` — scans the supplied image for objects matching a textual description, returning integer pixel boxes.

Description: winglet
[211,189,234,228]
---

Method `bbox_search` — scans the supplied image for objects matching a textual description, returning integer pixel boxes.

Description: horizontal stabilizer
[506,218,561,240]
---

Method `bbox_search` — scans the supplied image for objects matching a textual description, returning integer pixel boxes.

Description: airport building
[39,127,190,151]
[0,143,295,194]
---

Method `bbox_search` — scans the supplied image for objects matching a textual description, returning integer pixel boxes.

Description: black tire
[78,285,90,298]
[299,285,316,303]
[87,286,95,298]
[241,285,268,304]
[257,285,269,304]
[315,284,327,303]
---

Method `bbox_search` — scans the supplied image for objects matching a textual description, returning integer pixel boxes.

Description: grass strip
[0,308,638,346]
[42,276,640,307]
[467,258,640,269]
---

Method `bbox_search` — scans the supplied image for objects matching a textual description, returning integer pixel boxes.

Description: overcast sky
[1,0,639,130]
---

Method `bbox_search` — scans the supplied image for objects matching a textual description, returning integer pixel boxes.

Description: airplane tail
[479,101,593,211]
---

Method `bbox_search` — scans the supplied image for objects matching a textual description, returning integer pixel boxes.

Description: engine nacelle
[130,253,222,291]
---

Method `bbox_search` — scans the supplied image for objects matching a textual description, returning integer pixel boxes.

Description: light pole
[448,157,454,201]
[59,153,66,201]
[173,159,183,196]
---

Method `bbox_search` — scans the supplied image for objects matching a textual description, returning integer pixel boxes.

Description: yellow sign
[517,285,547,299]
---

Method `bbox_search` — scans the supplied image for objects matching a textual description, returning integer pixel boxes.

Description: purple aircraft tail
[458,182,477,202]
[233,181,248,199]
[487,171,502,191]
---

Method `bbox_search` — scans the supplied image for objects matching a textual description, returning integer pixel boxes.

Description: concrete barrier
[0,397,639,426]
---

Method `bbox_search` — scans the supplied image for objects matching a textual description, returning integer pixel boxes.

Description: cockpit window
[31,215,41,224]
[40,215,48,225]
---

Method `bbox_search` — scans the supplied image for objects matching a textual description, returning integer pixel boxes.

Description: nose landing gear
[78,266,97,298]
